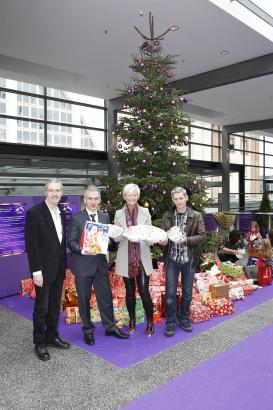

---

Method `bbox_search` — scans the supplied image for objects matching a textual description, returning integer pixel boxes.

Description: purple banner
[0,202,27,257]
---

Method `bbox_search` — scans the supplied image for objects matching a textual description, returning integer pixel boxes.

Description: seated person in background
[246,221,262,258]
[218,230,246,263]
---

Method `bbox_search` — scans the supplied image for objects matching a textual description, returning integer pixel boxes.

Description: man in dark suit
[25,178,70,361]
[68,185,129,345]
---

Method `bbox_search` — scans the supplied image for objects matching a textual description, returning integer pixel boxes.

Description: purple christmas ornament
[179,96,188,103]
[141,41,149,49]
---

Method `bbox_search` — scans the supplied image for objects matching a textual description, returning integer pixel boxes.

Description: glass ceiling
[210,0,273,41]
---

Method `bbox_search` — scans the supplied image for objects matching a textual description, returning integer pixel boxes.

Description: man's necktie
[90,214,96,222]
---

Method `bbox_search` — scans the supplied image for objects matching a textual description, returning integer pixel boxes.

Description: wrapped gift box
[229,287,244,301]
[65,306,82,324]
[204,298,234,317]
[242,284,254,296]
[20,279,34,295]
[209,282,230,299]
[63,269,75,290]
[64,287,78,308]
[123,298,145,325]
[190,302,210,323]
[91,307,101,323]
[65,306,101,324]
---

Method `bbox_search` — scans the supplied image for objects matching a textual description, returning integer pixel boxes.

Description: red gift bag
[160,292,181,318]
[256,259,272,287]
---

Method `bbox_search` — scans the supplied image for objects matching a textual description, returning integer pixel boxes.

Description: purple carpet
[122,321,273,410]
[1,285,273,368]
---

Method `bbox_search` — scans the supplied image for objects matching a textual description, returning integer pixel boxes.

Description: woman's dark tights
[123,266,153,323]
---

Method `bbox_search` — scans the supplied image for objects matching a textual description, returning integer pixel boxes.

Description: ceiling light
[219,50,230,55]
[170,25,179,31]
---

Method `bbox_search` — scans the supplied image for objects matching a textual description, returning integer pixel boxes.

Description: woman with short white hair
[114,183,154,336]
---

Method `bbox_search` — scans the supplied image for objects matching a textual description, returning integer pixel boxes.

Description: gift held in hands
[122,224,167,243]
[80,221,109,255]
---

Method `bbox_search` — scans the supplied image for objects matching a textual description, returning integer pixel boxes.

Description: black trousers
[123,266,154,323]
[33,268,64,345]
[75,264,116,334]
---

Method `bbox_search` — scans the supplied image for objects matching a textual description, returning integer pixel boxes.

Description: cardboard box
[209,282,229,299]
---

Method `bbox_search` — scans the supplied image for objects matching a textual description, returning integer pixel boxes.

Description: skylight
[209,0,273,41]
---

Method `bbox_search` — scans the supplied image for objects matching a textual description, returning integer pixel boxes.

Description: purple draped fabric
[239,214,256,234]
[204,213,219,232]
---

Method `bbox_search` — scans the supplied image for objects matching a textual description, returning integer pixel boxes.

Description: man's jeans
[165,260,195,325]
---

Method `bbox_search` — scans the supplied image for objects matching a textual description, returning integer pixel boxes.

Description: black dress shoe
[178,320,193,332]
[84,333,95,345]
[164,324,175,337]
[105,328,130,339]
[47,336,70,349]
[35,344,50,361]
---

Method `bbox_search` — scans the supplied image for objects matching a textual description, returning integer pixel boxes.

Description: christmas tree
[100,13,208,228]
[257,189,271,232]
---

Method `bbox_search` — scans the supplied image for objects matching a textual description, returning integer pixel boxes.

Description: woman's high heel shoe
[146,323,154,337]
[128,319,136,333]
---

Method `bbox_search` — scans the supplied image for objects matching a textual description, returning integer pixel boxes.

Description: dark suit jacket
[24,201,67,281]
[68,209,110,276]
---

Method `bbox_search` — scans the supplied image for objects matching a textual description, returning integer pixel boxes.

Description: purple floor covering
[122,321,273,410]
[1,285,273,368]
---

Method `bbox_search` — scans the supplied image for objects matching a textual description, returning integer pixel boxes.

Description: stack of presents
[21,253,267,326]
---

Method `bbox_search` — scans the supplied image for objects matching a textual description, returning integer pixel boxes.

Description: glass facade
[0,77,106,151]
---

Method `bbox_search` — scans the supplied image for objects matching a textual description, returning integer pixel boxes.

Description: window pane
[191,127,215,145]
[1,118,44,144]
[264,134,273,142]
[265,155,273,167]
[3,92,44,118]
[245,166,264,179]
[229,149,244,164]
[245,152,264,166]
[265,167,273,177]
[17,81,44,94]
[47,126,105,150]
[265,142,273,156]
[191,144,214,161]
[229,134,243,150]
[245,137,263,153]
[47,87,105,106]
[47,102,104,128]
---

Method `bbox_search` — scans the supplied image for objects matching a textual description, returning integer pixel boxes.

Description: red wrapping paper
[63,269,75,290]
[242,285,254,296]
[204,298,234,317]
[190,302,210,323]
[20,279,34,295]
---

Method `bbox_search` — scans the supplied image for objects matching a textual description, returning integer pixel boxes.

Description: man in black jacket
[25,178,70,361]
[161,187,206,337]
[68,186,129,345]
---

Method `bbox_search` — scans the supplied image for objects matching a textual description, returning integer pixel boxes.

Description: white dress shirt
[86,209,98,223]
